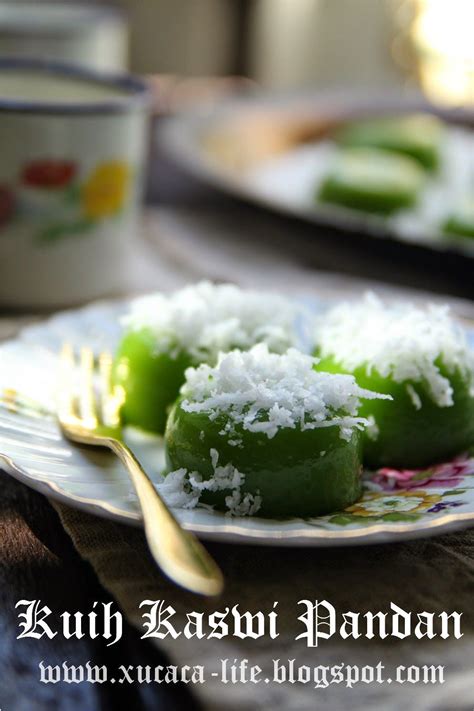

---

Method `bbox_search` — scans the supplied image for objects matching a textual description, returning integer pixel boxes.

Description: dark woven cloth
[52,501,474,711]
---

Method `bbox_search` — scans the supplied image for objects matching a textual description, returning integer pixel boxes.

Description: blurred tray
[158,90,474,258]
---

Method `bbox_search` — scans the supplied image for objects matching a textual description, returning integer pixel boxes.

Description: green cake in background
[336,113,444,171]
[318,147,425,214]
[443,198,474,239]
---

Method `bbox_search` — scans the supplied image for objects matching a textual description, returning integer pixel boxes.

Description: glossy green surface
[318,148,425,214]
[165,400,363,518]
[112,328,193,434]
[337,114,443,171]
[443,199,474,239]
[315,355,474,469]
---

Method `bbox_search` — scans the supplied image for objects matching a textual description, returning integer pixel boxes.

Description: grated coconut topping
[180,343,387,441]
[315,292,474,407]
[123,281,299,362]
[162,449,262,516]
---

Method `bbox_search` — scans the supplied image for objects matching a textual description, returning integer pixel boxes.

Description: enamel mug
[0,58,150,308]
[0,3,128,72]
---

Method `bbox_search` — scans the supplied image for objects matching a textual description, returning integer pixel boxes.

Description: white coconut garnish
[122,281,299,362]
[315,292,474,407]
[163,449,262,517]
[180,343,387,441]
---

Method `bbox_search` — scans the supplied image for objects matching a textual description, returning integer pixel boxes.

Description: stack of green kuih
[112,282,474,519]
[318,113,474,238]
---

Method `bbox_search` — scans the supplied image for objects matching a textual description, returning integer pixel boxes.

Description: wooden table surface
[1,135,474,710]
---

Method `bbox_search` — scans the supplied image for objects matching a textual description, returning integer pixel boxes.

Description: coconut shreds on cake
[162,449,262,516]
[180,343,388,441]
[122,281,300,362]
[315,292,474,407]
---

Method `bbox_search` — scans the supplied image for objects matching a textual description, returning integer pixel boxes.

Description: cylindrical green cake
[443,198,474,239]
[318,147,426,214]
[113,328,193,434]
[336,113,444,171]
[314,294,474,469]
[164,345,386,518]
[112,282,299,434]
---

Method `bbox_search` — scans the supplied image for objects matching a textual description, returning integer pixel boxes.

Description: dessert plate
[1,298,474,546]
[160,91,474,259]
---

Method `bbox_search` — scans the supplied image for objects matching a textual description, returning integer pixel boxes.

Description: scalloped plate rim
[1,296,474,547]
[3,451,474,546]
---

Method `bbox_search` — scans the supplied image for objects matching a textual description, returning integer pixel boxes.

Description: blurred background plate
[159,90,474,258]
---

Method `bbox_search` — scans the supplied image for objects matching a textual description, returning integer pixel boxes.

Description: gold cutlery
[58,343,224,597]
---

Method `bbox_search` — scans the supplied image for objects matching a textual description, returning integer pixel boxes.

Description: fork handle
[107,439,224,596]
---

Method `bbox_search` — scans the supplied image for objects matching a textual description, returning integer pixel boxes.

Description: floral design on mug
[0,185,15,226]
[21,160,77,189]
[0,158,132,243]
[82,161,130,220]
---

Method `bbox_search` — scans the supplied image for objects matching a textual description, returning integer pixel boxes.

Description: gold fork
[58,343,224,597]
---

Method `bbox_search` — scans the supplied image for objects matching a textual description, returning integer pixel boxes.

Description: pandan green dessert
[337,113,444,171]
[113,282,299,434]
[164,344,386,518]
[318,147,425,214]
[443,198,474,239]
[314,293,474,469]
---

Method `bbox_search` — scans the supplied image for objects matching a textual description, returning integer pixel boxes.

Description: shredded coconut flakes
[163,449,262,517]
[180,343,387,441]
[315,292,474,407]
[122,281,299,362]
[406,384,422,410]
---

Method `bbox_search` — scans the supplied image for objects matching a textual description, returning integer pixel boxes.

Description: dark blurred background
[3,0,473,104]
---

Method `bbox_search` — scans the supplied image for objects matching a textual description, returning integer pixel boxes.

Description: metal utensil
[58,343,224,597]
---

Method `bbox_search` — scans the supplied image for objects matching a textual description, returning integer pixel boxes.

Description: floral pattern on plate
[308,457,474,528]
[0,298,474,546]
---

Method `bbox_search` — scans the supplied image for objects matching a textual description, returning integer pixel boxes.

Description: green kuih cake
[336,113,444,171]
[314,293,474,469]
[112,282,299,434]
[318,147,425,214]
[164,344,386,518]
[443,198,474,239]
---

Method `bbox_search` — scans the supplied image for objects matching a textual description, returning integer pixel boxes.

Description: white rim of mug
[0,57,151,115]
[0,2,125,36]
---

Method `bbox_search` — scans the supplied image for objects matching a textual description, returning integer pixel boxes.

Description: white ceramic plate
[160,91,474,259]
[1,298,474,546]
